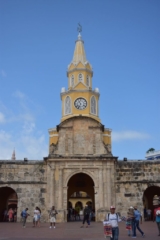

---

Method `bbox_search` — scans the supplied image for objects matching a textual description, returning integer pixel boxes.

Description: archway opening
[143,186,160,220]
[0,187,18,222]
[67,173,95,222]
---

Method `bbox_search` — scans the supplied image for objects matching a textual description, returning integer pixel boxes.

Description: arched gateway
[143,186,160,220]
[67,173,95,221]
[0,187,18,221]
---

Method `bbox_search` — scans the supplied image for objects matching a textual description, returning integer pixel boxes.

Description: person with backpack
[81,205,90,228]
[105,206,121,240]
[21,208,29,228]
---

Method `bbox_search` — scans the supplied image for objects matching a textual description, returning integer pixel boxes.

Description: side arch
[0,186,18,222]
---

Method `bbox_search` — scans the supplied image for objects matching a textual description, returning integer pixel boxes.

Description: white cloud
[0,69,7,77]
[0,90,48,160]
[0,130,48,160]
[112,130,150,142]
[0,112,5,123]
[22,121,35,134]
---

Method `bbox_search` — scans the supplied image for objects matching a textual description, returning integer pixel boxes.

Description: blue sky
[0,0,159,160]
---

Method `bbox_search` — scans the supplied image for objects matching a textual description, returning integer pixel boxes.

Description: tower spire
[71,24,87,66]
[11,149,16,160]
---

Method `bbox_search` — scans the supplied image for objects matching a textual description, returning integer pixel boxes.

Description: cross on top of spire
[77,23,82,33]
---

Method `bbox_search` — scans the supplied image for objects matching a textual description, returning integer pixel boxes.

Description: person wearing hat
[105,206,121,240]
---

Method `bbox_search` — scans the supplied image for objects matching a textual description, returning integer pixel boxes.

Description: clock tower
[61,32,100,123]
[48,29,112,153]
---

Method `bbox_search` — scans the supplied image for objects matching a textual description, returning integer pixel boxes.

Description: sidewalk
[0,221,158,240]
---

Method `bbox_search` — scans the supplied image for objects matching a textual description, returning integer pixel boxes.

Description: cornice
[67,68,93,77]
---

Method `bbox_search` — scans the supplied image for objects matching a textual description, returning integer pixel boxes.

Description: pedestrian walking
[33,207,39,227]
[153,205,160,236]
[133,206,145,238]
[88,203,92,225]
[37,207,41,227]
[21,208,29,228]
[13,208,17,222]
[8,208,13,222]
[49,206,58,229]
[127,206,135,237]
[105,206,121,240]
[81,205,90,228]
[3,209,7,222]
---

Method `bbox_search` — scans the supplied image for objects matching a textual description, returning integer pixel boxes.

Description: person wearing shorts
[49,206,58,229]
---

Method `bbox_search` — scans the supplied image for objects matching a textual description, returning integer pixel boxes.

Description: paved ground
[0,221,159,240]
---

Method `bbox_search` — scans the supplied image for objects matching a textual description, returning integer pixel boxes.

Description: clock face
[74,98,87,110]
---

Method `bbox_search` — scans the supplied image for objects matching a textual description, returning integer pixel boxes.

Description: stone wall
[0,161,48,222]
[50,117,112,156]
[115,160,160,217]
[0,157,160,222]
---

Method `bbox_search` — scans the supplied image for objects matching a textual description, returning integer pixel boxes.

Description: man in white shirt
[106,206,121,240]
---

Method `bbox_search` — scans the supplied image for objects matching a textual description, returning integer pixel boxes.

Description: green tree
[146,148,155,153]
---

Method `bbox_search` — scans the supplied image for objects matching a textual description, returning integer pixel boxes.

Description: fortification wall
[0,161,48,222]
[115,160,160,217]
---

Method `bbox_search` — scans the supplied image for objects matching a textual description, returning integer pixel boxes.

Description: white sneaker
[54,226,56,228]
[49,226,52,229]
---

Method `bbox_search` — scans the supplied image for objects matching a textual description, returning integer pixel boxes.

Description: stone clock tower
[46,30,117,222]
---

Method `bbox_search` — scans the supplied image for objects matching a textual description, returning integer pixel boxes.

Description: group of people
[21,206,58,229]
[3,208,17,222]
[21,206,41,228]
[68,207,81,221]
[104,205,145,239]
[5,203,160,239]
[68,204,94,222]
[104,204,160,240]
[144,207,152,221]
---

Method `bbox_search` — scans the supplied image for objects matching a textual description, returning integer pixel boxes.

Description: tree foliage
[146,148,155,153]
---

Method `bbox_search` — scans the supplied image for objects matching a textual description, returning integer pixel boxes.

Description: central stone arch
[67,172,95,222]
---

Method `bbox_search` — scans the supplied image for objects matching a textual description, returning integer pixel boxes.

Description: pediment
[68,63,76,71]
[85,62,92,70]
[74,82,87,90]
[76,61,85,69]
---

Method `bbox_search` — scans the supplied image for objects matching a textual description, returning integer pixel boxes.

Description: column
[103,167,107,208]
[106,167,111,208]
[51,167,55,206]
[47,165,51,208]
[99,168,104,208]
[59,168,63,210]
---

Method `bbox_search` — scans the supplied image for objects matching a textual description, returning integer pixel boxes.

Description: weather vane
[77,23,82,33]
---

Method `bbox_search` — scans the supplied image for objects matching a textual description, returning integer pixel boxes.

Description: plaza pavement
[0,221,158,240]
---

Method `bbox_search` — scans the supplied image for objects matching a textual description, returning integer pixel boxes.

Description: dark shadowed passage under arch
[143,186,160,220]
[67,173,95,221]
[0,187,18,221]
